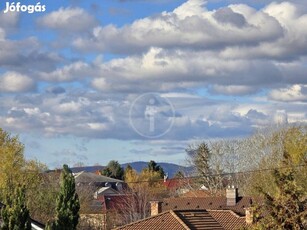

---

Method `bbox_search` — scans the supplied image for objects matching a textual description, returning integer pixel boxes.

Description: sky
[0,0,306,168]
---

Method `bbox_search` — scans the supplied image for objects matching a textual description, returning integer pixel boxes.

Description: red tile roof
[114,209,248,230]
[114,210,189,230]
[174,210,224,230]
[162,196,254,216]
[208,210,248,230]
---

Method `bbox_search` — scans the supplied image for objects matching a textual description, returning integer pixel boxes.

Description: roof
[114,209,247,230]
[100,194,131,211]
[74,171,124,184]
[174,210,224,230]
[96,187,120,195]
[162,196,255,216]
[208,210,248,230]
[113,210,189,230]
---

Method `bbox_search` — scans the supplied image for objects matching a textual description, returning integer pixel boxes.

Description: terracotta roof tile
[113,211,189,230]
[162,196,254,215]
[208,210,248,230]
[174,210,224,230]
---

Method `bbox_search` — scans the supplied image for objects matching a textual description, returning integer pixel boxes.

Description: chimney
[245,207,253,224]
[226,186,238,206]
[150,201,162,216]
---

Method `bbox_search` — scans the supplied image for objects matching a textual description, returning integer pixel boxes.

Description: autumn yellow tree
[109,165,167,226]
[0,128,54,223]
[0,128,26,195]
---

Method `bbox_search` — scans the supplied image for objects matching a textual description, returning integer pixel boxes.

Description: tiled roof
[174,210,224,230]
[114,210,189,230]
[162,196,254,216]
[114,209,247,230]
[208,210,248,230]
[74,171,124,184]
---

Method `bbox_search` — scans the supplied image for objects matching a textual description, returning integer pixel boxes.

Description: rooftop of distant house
[113,209,249,230]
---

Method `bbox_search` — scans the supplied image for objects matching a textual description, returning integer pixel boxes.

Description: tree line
[0,125,306,229]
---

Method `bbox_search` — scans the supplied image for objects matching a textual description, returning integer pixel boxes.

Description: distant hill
[121,161,192,178]
[64,162,192,178]
[69,165,104,173]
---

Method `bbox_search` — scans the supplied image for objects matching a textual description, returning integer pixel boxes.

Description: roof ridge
[170,210,191,230]
[113,210,179,229]
[208,209,244,218]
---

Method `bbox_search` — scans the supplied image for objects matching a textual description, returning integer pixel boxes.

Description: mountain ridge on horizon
[67,161,192,178]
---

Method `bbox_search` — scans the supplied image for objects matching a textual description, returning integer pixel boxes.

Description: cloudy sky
[0,0,306,168]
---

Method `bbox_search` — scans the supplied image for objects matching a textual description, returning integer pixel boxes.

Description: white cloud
[0,11,19,31]
[90,47,281,94]
[269,84,307,102]
[0,72,35,93]
[211,85,258,95]
[38,7,97,32]
[74,0,283,54]
[39,61,90,82]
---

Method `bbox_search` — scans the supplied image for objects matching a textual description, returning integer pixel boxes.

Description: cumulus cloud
[90,47,281,94]
[269,84,307,102]
[74,0,284,54]
[0,0,306,144]
[39,61,90,82]
[0,72,35,93]
[38,7,97,33]
[0,11,19,32]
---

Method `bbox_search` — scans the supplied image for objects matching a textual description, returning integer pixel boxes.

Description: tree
[147,160,165,178]
[186,142,224,195]
[48,165,80,230]
[245,125,307,196]
[101,160,124,180]
[0,128,25,192]
[115,166,167,226]
[0,128,57,225]
[174,171,184,178]
[1,185,31,230]
[253,152,307,229]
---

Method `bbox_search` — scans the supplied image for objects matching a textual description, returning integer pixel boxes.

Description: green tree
[174,171,184,178]
[147,160,165,178]
[101,160,124,180]
[253,152,307,229]
[49,165,80,230]
[186,142,223,195]
[246,125,307,196]
[1,185,31,230]
[0,128,25,192]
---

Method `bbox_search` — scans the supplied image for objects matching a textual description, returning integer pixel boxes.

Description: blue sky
[0,0,306,168]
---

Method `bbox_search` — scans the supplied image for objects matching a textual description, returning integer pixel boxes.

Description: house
[160,187,258,216]
[113,209,249,230]
[74,172,129,229]
[74,171,125,192]
[162,178,190,195]
[113,187,257,230]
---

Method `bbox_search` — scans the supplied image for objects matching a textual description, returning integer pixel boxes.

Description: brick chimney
[245,207,253,224]
[226,186,238,206]
[150,201,162,216]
